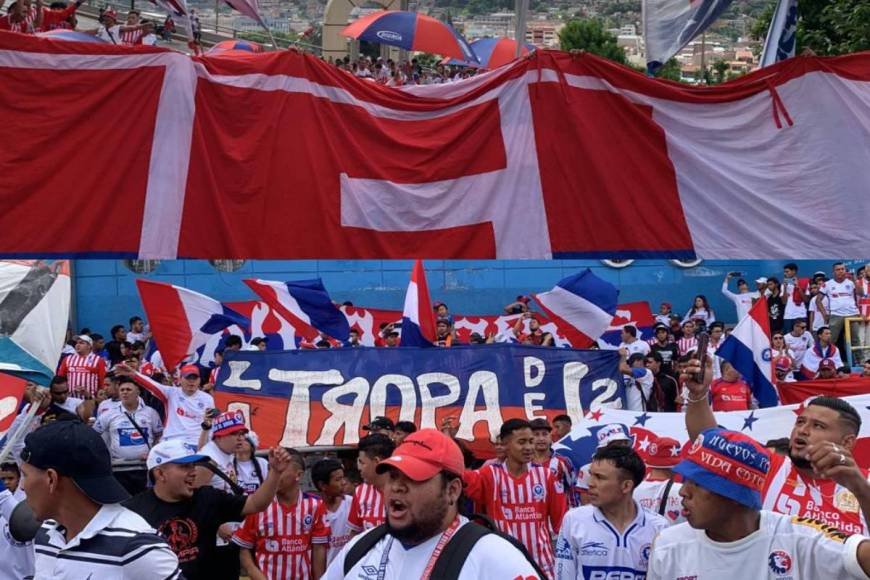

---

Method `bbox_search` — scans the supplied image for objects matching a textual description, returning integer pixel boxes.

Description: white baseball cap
[755,277,768,285]
[575,463,591,490]
[596,423,631,448]
[147,439,209,471]
[76,334,93,345]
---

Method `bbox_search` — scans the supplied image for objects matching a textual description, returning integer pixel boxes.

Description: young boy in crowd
[348,433,395,534]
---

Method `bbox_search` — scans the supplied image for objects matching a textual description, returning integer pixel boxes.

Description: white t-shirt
[809,295,827,331]
[624,368,654,411]
[722,282,754,321]
[634,478,686,526]
[619,339,651,358]
[0,488,34,580]
[200,440,236,492]
[96,24,122,43]
[647,510,868,580]
[783,281,808,320]
[323,516,541,579]
[784,331,814,365]
[554,502,668,580]
[324,495,354,566]
[55,396,83,415]
[142,378,213,446]
[235,456,269,494]
[823,279,859,317]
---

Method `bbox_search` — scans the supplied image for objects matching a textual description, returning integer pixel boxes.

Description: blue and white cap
[147,439,209,471]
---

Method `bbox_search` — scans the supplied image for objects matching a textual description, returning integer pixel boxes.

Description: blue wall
[72,259,862,336]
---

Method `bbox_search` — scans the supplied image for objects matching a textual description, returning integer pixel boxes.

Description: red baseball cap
[376,429,464,481]
[819,358,837,371]
[645,436,682,469]
[180,364,200,377]
[774,356,792,371]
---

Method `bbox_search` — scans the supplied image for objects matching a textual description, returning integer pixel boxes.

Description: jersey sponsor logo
[791,516,850,543]
[501,506,514,520]
[555,535,573,560]
[580,540,609,557]
[689,434,705,454]
[118,427,147,446]
[532,483,545,500]
[768,550,792,575]
[583,565,645,579]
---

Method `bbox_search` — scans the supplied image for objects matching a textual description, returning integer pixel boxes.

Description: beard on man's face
[386,491,449,546]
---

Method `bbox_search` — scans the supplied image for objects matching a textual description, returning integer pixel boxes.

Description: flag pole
[514,0,527,58]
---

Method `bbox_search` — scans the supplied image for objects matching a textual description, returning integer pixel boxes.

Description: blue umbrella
[447,37,535,68]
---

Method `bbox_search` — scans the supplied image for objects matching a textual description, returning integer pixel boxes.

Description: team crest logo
[532,483,545,500]
[197,402,205,409]
[303,514,314,530]
[648,443,658,456]
[690,434,705,454]
[761,348,773,362]
[554,536,572,559]
[641,544,651,562]
[768,550,792,575]
[835,489,860,513]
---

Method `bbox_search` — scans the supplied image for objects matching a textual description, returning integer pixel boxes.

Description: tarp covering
[1,33,868,259]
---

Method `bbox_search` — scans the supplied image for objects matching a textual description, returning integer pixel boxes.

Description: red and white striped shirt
[57,352,106,398]
[544,454,578,507]
[347,483,384,532]
[233,492,329,580]
[119,27,143,45]
[463,463,567,579]
[0,8,37,33]
[676,336,698,356]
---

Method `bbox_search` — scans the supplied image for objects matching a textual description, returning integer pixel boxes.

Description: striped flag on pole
[759,0,798,67]
[533,269,618,347]
[400,260,437,347]
[716,296,779,407]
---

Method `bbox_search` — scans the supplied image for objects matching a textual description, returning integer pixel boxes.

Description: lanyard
[376,516,461,580]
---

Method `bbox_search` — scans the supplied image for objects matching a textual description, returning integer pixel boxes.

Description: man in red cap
[817,357,839,379]
[324,429,542,579]
[635,436,685,526]
[117,362,215,450]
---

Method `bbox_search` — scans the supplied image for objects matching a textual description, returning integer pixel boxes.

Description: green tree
[654,57,682,82]
[558,19,627,65]
[750,0,869,56]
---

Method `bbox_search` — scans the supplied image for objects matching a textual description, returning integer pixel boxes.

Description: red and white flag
[1,36,869,260]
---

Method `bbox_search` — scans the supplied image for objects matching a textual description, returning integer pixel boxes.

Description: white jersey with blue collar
[555,501,668,580]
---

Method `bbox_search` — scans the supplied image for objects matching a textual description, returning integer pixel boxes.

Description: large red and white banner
[1,34,869,259]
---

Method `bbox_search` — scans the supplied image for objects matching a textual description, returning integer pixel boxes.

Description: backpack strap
[343,525,389,575]
[658,475,676,516]
[430,514,548,580]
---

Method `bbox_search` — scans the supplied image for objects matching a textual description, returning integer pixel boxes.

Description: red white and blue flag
[400,260,437,347]
[0,37,868,260]
[533,269,618,347]
[244,278,350,342]
[598,301,657,347]
[716,296,778,407]
[136,279,250,371]
[554,394,870,471]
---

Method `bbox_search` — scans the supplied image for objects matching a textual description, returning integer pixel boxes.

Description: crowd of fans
[327,54,480,86]
[3,259,870,579]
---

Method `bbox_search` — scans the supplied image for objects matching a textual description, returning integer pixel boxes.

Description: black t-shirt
[123,486,247,579]
[650,342,679,375]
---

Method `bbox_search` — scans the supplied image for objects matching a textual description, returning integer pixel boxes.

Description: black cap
[529,418,552,432]
[22,420,129,504]
[251,337,268,346]
[363,416,395,432]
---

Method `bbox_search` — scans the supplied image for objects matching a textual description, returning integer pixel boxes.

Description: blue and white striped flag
[644,0,735,73]
[759,0,798,67]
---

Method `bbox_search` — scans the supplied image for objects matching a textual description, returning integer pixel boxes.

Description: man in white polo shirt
[21,420,181,579]
[818,262,860,352]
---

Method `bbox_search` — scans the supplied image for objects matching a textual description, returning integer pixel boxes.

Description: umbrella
[445,37,535,69]
[206,39,264,55]
[36,30,107,43]
[341,10,478,63]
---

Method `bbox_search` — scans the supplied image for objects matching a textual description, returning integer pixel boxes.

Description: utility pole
[514,0,527,57]
[700,31,707,83]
